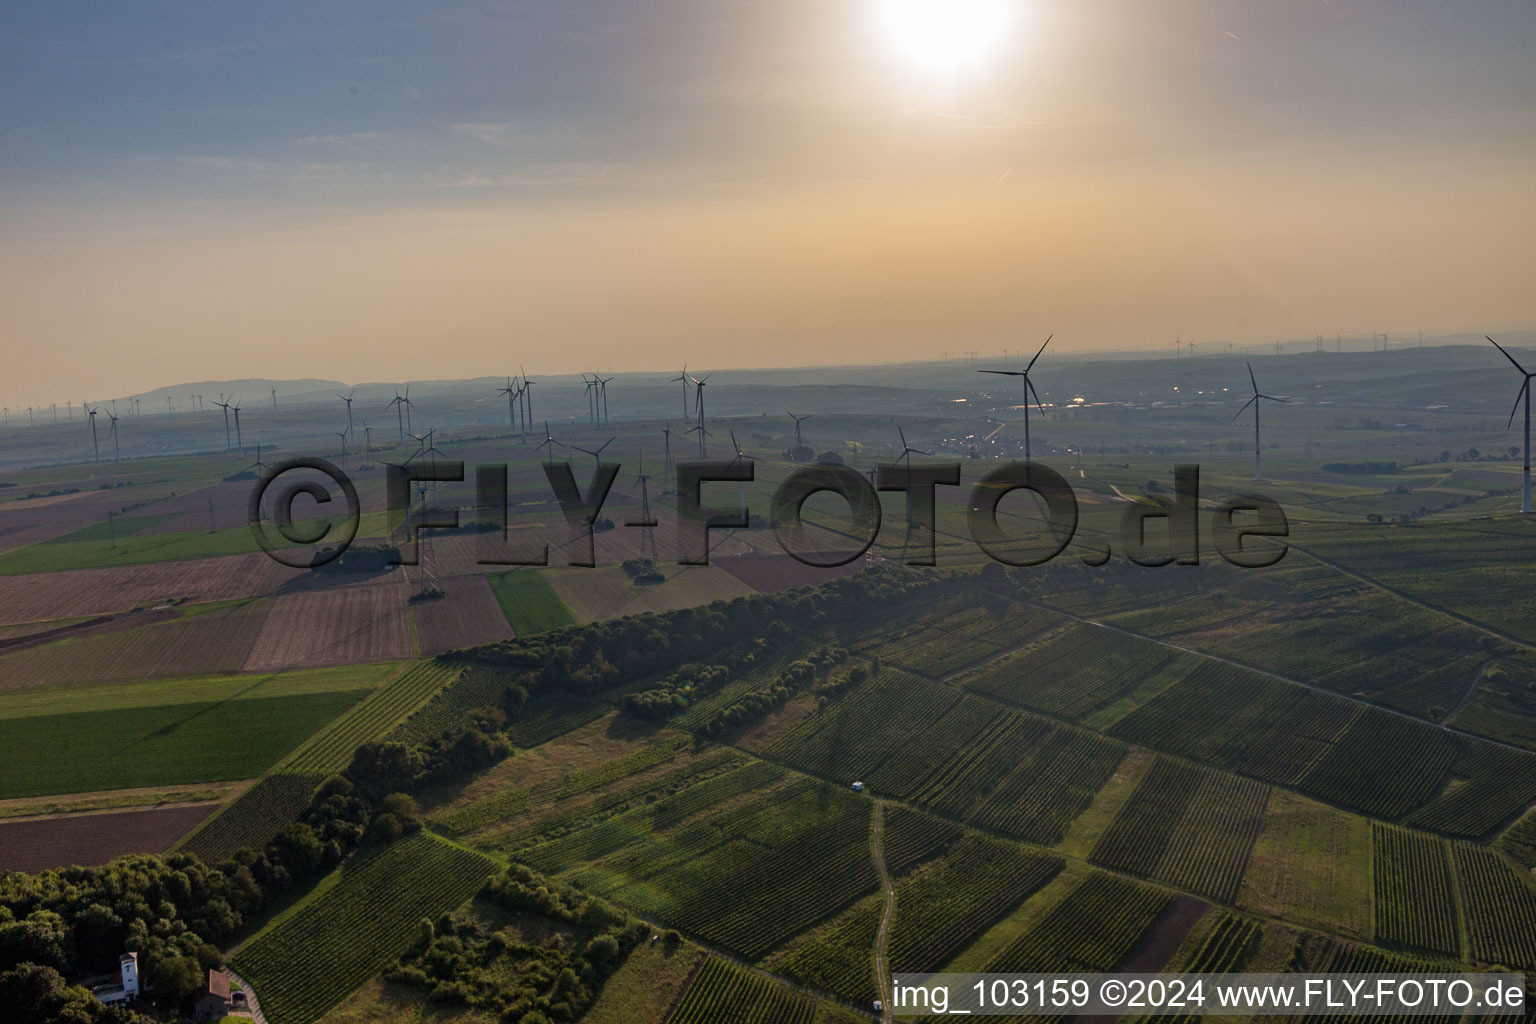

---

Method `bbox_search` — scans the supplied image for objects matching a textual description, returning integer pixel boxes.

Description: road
[869,798,895,1024]
[223,968,270,1024]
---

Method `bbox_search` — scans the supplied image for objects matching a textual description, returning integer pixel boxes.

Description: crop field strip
[1102,652,1496,821]
[766,894,883,1004]
[1453,843,1536,970]
[177,772,327,862]
[280,660,457,774]
[0,801,220,873]
[960,622,1179,720]
[1403,741,1536,838]
[1119,912,1264,1024]
[1371,824,1460,956]
[0,687,375,800]
[981,870,1174,978]
[665,957,818,1024]
[886,838,1065,975]
[230,831,495,1024]
[765,668,961,782]
[524,777,879,962]
[1090,757,1270,903]
[462,747,753,851]
[0,596,272,686]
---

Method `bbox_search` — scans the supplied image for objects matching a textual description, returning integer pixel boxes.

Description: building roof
[203,969,231,1001]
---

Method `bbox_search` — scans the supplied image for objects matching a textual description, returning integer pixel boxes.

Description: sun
[878,0,1014,75]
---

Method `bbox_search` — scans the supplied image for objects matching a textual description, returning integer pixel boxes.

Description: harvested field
[0,598,272,689]
[411,574,516,656]
[544,563,755,624]
[0,553,303,625]
[715,553,865,593]
[0,802,219,873]
[244,576,412,670]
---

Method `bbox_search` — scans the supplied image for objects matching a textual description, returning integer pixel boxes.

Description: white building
[94,952,140,1004]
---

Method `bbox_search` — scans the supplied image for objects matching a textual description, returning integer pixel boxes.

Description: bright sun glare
[879,0,1013,74]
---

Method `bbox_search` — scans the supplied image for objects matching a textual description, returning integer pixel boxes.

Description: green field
[232,832,496,1024]
[487,569,576,635]
[0,688,374,799]
[0,511,391,575]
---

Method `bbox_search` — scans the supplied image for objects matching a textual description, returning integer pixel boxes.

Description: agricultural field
[244,577,414,669]
[542,563,756,624]
[485,569,575,635]
[1237,790,1373,938]
[0,802,219,872]
[411,574,516,656]
[0,596,272,687]
[1371,824,1460,957]
[231,832,496,1024]
[1453,843,1536,970]
[0,551,301,625]
[664,958,818,1024]
[1090,757,1270,903]
[0,665,392,798]
[177,773,327,863]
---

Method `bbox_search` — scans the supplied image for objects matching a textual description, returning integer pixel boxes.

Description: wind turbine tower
[978,335,1051,464]
[1488,336,1534,513]
[1232,362,1290,481]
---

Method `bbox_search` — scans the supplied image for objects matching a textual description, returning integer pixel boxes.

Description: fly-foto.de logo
[249,457,1287,572]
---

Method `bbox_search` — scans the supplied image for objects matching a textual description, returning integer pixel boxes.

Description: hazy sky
[1,1,1533,407]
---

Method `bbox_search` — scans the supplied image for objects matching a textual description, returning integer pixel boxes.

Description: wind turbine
[231,400,244,457]
[689,372,712,458]
[498,377,520,436]
[360,419,373,460]
[1232,362,1289,481]
[892,426,931,529]
[271,387,277,409]
[633,451,658,561]
[583,375,600,424]
[787,410,811,455]
[213,394,233,449]
[572,436,615,473]
[1488,336,1534,513]
[978,334,1051,464]
[335,430,350,472]
[385,386,410,442]
[107,409,121,461]
[728,431,756,519]
[85,404,100,460]
[662,422,674,478]
[671,365,692,420]
[520,366,535,426]
[536,420,564,466]
[597,375,614,425]
[337,390,355,442]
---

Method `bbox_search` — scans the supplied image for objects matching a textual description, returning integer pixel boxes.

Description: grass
[1236,789,1372,938]
[0,511,390,575]
[486,569,575,635]
[0,689,374,799]
[580,939,705,1024]
[0,662,401,718]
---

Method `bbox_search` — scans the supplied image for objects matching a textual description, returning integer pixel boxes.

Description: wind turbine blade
[1231,396,1258,422]
[1261,395,1292,404]
[1511,379,1531,429]
[1488,336,1529,375]
[1025,334,1052,372]
[1027,377,1047,416]
[898,426,908,449]
[977,369,1023,377]
[1247,361,1259,395]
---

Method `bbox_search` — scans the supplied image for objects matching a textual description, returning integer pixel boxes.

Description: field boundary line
[870,798,894,1024]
